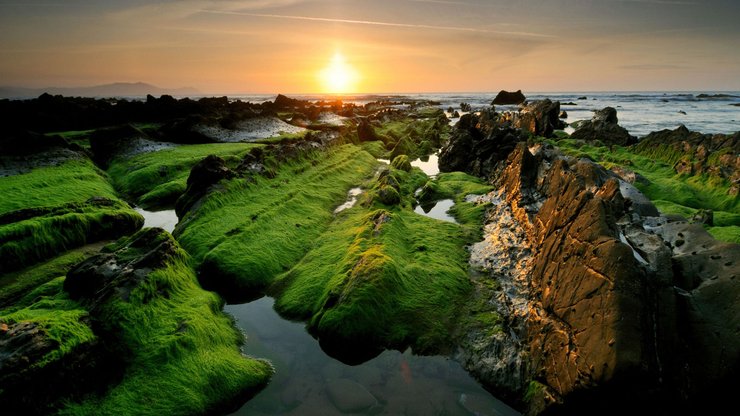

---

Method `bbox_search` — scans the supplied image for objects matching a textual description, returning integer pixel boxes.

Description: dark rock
[390,155,412,172]
[175,155,235,218]
[678,110,687,115]
[439,113,526,178]
[578,96,588,100]
[273,94,304,109]
[0,129,73,156]
[691,209,713,226]
[461,102,472,112]
[89,124,149,167]
[453,110,461,118]
[356,117,381,143]
[559,110,568,119]
[377,186,401,205]
[492,90,526,105]
[570,107,636,146]
[512,99,565,137]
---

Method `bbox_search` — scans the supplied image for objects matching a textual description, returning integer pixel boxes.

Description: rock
[175,155,235,218]
[678,110,687,115]
[453,110,460,118]
[513,99,565,137]
[357,117,381,143]
[461,102,472,112]
[691,209,713,226]
[273,94,304,109]
[390,155,412,172]
[0,322,57,379]
[458,142,740,414]
[377,185,401,205]
[492,90,526,105]
[439,113,526,178]
[325,379,378,413]
[559,110,568,119]
[635,126,739,188]
[570,107,637,146]
[578,96,588,100]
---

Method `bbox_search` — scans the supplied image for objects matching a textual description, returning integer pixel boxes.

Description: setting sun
[319,52,359,94]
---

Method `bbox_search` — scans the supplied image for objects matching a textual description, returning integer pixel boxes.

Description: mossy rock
[377,185,401,205]
[390,155,412,172]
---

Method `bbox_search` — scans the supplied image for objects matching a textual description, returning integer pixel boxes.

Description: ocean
[230,92,740,138]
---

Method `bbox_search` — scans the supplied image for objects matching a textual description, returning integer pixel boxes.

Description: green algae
[107,143,262,208]
[175,144,379,295]
[0,159,143,272]
[0,230,273,415]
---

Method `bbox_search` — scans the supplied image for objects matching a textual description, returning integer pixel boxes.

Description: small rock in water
[326,379,378,413]
[458,392,497,416]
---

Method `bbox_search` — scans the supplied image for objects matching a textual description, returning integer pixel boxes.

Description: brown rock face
[461,143,740,415]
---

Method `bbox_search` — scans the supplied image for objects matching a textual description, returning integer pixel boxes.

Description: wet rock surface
[493,90,527,105]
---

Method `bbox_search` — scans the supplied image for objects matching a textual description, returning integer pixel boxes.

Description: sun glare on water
[319,52,358,94]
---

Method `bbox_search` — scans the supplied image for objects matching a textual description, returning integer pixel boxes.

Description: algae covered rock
[390,154,412,172]
[570,106,636,146]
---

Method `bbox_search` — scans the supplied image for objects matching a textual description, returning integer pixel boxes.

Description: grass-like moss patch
[272,206,473,357]
[175,144,379,296]
[0,159,143,272]
[107,143,262,208]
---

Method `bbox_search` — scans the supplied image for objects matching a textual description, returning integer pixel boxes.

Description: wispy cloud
[605,0,698,5]
[197,9,553,38]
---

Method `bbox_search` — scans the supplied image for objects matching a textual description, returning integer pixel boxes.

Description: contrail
[197,9,553,38]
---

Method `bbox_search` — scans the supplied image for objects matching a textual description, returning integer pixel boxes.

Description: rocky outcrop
[439,113,527,177]
[458,143,740,414]
[570,107,637,146]
[493,90,527,105]
[499,100,565,138]
[634,125,739,194]
[175,155,235,218]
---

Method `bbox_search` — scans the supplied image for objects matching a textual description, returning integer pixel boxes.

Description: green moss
[390,155,412,172]
[253,131,309,144]
[57,230,273,415]
[107,143,261,208]
[418,172,494,238]
[551,138,739,243]
[0,159,143,272]
[707,225,740,243]
[176,144,379,294]
[0,242,105,308]
[273,208,473,353]
[0,277,96,367]
[0,159,119,215]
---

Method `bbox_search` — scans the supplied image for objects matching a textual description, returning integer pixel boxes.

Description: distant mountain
[0,82,201,99]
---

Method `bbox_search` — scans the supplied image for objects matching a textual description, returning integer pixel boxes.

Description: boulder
[514,99,565,137]
[570,107,636,146]
[175,155,235,218]
[356,117,381,143]
[691,209,714,226]
[438,113,526,178]
[273,94,304,109]
[492,90,526,105]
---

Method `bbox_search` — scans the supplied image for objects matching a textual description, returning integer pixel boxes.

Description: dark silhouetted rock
[175,155,235,218]
[690,209,714,226]
[356,117,381,143]
[559,110,568,119]
[492,90,526,105]
[439,113,526,178]
[273,94,304,109]
[570,107,637,146]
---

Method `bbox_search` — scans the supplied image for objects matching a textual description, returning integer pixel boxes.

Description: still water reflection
[226,297,519,416]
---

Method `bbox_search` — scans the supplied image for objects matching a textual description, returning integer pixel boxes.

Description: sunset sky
[1,0,739,94]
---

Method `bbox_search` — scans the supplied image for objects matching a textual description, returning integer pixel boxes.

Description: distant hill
[0,82,201,99]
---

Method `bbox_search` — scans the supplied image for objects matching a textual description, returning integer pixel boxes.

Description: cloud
[197,9,553,38]
[620,64,689,70]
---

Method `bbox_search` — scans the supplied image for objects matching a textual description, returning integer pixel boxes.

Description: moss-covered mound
[175,144,379,297]
[0,228,272,415]
[107,143,262,208]
[0,159,143,272]
[272,207,473,360]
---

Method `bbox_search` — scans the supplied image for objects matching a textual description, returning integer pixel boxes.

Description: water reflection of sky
[414,199,457,224]
[226,297,520,416]
[134,207,178,233]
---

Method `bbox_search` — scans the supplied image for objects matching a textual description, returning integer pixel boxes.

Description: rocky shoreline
[1,91,738,415]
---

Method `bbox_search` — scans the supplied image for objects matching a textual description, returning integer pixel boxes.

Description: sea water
[230,92,740,138]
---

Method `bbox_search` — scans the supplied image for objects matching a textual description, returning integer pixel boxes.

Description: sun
[319,52,358,94]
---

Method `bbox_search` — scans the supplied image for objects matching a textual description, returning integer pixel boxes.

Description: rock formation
[634,125,739,194]
[493,90,527,105]
[570,107,636,146]
[498,99,565,138]
[456,142,740,414]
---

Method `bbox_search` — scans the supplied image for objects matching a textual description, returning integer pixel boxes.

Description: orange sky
[1,0,739,94]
